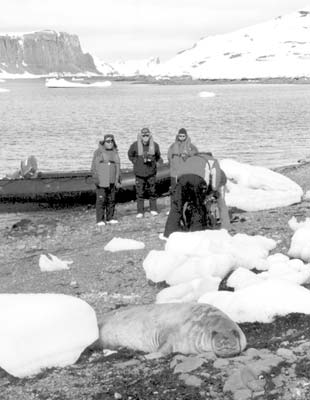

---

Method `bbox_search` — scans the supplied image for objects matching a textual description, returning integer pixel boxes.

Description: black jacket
[128,141,161,178]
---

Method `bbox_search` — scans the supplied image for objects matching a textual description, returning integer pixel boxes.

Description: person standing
[128,127,161,218]
[167,128,198,202]
[91,134,121,226]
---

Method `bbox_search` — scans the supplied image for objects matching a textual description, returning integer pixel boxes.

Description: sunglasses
[105,139,113,143]
[142,134,150,137]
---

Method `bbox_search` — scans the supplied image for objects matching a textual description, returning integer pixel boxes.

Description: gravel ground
[1,162,310,400]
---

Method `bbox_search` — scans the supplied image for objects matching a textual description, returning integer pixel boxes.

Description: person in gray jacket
[91,134,121,226]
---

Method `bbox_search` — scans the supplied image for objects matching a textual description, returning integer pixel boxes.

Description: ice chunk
[143,250,186,283]
[199,91,216,98]
[0,294,98,377]
[104,237,145,252]
[199,279,310,323]
[39,254,73,272]
[156,277,220,303]
[227,268,263,290]
[288,218,310,262]
[220,159,303,211]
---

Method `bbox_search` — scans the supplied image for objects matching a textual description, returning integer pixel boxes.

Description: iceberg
[198,91,216,98]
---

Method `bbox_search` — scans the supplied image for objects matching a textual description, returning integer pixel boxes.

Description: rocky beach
[1,161,310,400]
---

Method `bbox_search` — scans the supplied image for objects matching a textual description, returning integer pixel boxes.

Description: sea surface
[1,79,310,175]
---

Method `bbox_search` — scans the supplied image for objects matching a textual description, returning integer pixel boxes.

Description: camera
[144,155,153,164]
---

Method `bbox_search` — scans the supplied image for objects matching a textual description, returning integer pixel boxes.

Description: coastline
[1,159,310,399]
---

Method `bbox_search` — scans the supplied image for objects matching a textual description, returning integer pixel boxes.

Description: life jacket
[177,153,226,192]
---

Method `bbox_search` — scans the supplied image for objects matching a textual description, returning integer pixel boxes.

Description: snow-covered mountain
[95,56,160,77]
[97,6,310,79]
[157,6,310,79]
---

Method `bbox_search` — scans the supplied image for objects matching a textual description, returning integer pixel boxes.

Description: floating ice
[104,237,145,252]
[45,78,112,88]
[198,279,310,323]
[198,91,216,98]
[0,294,98,377]
[288,217,310,262]
[220,159,303,211]
[39,254,73,272]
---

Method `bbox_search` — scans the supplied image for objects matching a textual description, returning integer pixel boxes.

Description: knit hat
[100,134,118,149]
[103,134,114,141]
[178,128,187,136]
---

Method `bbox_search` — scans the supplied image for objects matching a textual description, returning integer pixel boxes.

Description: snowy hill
[97,6,310,80]
[95,57,160,77]
[157,6,310,79]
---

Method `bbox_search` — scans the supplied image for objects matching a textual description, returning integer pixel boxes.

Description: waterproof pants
[96,184,116,222]
[169,176,177,207]
[135,175,157,213]
[164,174,208,238]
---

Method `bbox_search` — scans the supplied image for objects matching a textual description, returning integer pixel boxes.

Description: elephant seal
[98,303,246,358]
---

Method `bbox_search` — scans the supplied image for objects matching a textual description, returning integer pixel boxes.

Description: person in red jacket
[91,134,121,226]
[128,127,161,218]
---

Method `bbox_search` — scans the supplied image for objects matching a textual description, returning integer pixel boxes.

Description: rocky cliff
[0,30,99,75]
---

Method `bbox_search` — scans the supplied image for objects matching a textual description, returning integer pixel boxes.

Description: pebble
[213,358,230,369]
[173,356,204,374]
[276,348,297,361]
[178,373,203,387]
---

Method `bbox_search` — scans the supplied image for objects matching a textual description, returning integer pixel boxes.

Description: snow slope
[158,6,310,79]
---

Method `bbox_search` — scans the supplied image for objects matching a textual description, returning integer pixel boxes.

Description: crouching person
[163,152,230,238]
[91,134,121,226]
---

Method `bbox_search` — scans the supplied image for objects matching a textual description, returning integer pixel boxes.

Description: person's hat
[104,134,114,141]
[141,127,151,135]
[100,134,114,144]
[178,128,187,136]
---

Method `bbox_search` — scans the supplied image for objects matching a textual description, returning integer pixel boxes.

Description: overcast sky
[0,0,308,61]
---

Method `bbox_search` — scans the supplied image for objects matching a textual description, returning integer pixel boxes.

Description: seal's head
[211,329,242,357]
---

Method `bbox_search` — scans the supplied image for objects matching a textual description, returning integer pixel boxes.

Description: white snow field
[220,159,303,211]
[0,294,98,377]
[0,88,9,93]
[104,237,145,252]
[144,226,310,322]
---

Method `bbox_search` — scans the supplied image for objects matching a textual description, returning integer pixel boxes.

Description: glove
[115,182,122,189]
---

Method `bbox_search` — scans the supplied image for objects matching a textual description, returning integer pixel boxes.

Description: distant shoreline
[1,75,310,85]
[114,75,310,85]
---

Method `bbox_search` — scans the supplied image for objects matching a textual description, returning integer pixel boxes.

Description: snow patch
[104,237,145,252]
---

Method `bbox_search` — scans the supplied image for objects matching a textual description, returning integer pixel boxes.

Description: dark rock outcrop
[0,30,99,75]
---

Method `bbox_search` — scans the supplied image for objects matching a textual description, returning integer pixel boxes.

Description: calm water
[1,79,310,174]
